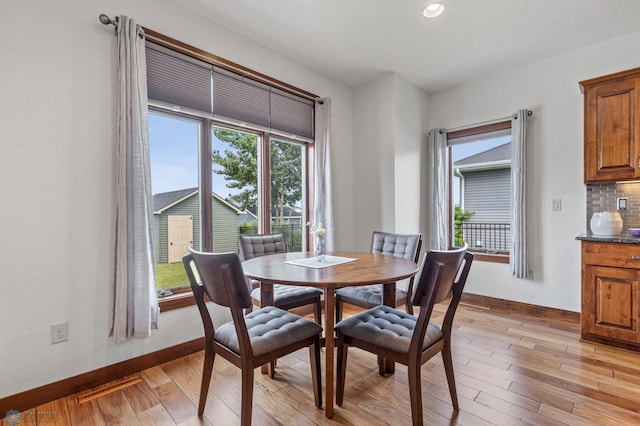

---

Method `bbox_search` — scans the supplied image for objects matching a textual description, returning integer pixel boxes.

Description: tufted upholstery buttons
[335,305,442,353]
[215,306,323,357]
[251,284,322,305]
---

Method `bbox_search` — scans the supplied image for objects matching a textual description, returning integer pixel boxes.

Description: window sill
[158,288,196,312]
[471,251,509,264]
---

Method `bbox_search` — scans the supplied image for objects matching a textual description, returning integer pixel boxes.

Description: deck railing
[457,222,510,253]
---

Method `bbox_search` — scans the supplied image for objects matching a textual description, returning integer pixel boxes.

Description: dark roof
[153,187,198,212]
[153,188,244,214]
[454,142,511,166]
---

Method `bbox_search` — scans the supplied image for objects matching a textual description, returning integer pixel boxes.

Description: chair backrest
[238,233,287,261]
[409,247,473,352]
[183,248,254,357]
[183,248,252,310]
[413,247,471,307]
[370,231,422,263]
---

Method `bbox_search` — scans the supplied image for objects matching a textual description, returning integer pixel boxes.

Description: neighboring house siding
[213,199,239,253]
[462,168,510,222]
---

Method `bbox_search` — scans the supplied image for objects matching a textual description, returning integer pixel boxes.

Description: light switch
[552,199,562,211]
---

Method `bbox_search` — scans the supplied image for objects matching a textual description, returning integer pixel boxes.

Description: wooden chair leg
[240,365,254,426]
[336,334,348,406]
[405,299,413,315]
[309,337,323,408]
[197,345,215,416]
[407,362,423,426]
[442,341,459,410]
[335,295,343,323]
[269,360,276,379]
[313,297,322,324]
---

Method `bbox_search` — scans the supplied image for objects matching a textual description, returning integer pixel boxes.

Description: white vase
[314,235,325,261]
[590,211,623,236]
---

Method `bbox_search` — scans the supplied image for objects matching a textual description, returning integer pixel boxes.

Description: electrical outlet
[51,322,68,344]
[617,197,628,210]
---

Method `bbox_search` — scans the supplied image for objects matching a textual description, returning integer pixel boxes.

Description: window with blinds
[146,38,314,305]
[145,42,314,141]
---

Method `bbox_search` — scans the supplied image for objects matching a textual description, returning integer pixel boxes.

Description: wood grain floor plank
[122,380,162,414]
[140,365,173,389]
[65,395,106,426]
[152,381,198,424]
[35,398,70,425]
[161,357,204,400]
[537,403,599,426]
[136,403,175,426]
[95,390,139,425]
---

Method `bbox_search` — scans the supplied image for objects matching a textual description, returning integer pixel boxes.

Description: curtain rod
[100,14,319,101]
[99,14,116,26]
[442,110,533,134]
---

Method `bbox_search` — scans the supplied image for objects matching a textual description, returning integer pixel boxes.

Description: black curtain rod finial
[99,14,116,26]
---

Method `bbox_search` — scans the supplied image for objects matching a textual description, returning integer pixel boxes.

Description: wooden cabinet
[581,241,640,348]
[580,68,640,183]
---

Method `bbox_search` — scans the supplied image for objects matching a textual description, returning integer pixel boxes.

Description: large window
[448,122,512,262]
[145,35,315,308]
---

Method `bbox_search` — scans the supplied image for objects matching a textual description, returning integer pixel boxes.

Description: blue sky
[149,112,235,199]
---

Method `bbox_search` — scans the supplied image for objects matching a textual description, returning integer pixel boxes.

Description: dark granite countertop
[576,233,640,244]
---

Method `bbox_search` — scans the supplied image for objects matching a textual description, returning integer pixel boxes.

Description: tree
[211,128,302,224]
[454,205,474,247]
[211,128,258,210]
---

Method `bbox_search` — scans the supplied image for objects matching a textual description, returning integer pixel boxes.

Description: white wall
[427,30,640,312]
[352,74,429,251]
[0,0,353,397]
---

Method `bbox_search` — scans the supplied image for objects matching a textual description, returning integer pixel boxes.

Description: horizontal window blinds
[145,42,314,140]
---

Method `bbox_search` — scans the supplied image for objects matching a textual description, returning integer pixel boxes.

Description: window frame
[155,113,314,312]
[143,31,318,312]
[447,120,512,264]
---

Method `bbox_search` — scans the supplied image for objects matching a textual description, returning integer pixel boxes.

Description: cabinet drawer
[582,241,640,268]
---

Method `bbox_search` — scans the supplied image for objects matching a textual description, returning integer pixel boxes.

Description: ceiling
[173,0,640,93]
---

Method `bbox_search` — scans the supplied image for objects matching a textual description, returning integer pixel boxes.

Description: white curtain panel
[510,110,529,278]
[313,98,335,250]
[429,128,449,250]
[112,16,158,342]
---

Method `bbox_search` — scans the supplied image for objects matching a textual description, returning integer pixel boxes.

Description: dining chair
[183,248,323,426]
[238,233,323,323]
[335,231,422,322]
[335,246,473,426]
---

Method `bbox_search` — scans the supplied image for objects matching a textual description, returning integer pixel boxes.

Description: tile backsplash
[587,182,640,231]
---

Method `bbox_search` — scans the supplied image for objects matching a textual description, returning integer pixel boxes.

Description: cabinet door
[584,77,640,182]
[582,265,640,343]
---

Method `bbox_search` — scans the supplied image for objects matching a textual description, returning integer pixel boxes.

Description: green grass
[156,262,189,291]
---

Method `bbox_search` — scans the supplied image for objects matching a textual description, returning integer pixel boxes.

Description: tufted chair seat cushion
[251,284,323,306]
[334,305,442,354]
[215,306,323,357]
[335,284,406,306]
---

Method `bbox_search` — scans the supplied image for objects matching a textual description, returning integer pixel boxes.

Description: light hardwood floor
[6,303,640,425]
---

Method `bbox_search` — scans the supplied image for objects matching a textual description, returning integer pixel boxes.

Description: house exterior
[454,142,511,252]
[153,188,242,263]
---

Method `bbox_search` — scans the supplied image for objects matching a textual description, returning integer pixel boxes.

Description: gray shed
[153,188,242,263]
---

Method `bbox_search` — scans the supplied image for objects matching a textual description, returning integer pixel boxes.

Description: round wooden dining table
[241,251,419,419]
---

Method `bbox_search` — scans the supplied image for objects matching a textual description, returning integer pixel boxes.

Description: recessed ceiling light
[423,3,445,18]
